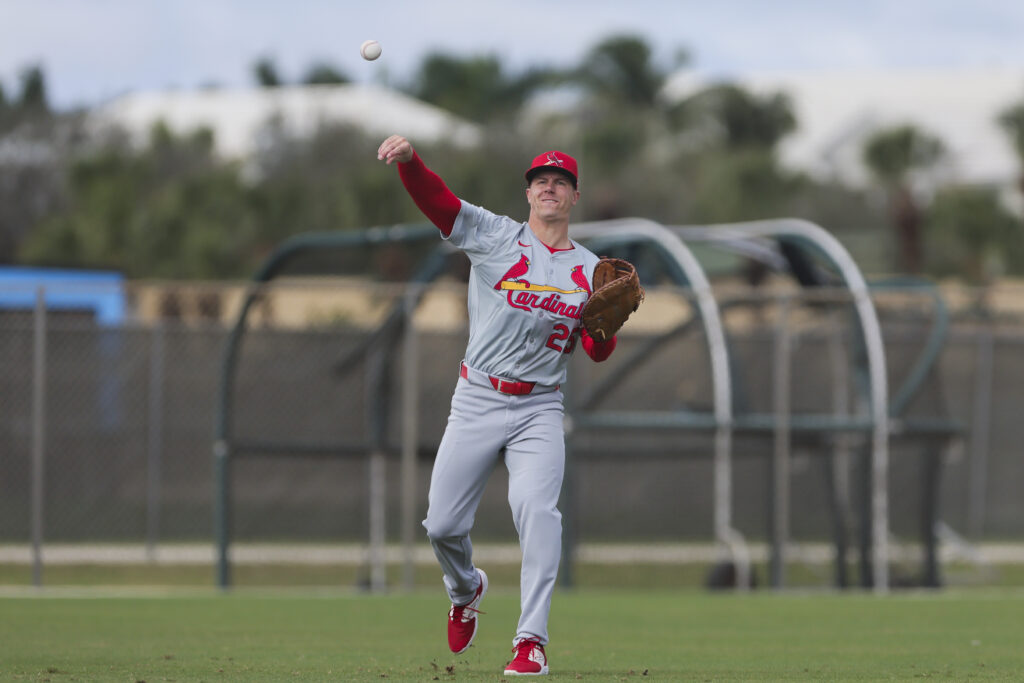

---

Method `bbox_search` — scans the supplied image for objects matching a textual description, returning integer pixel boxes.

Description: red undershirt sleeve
[397,151,462,237]
[581,327,616,362]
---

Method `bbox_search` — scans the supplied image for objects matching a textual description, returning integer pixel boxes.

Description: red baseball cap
[525,151,578,188]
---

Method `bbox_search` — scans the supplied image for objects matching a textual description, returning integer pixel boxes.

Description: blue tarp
[0,267,126,325]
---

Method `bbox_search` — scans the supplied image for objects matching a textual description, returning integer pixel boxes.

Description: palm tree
[862,124,945,275]
[668,83,796,151]
[409,53,554,123]
[574,34,667,108]
[253,57,283,88]
[17,64,48,111]
[561,35,678,210]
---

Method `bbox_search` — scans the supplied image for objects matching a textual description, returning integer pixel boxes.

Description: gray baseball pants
[422,372,565,646]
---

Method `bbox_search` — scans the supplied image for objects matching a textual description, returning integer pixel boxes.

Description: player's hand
[378,135,414,165]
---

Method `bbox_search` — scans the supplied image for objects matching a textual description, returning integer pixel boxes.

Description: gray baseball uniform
[422,199,602,646]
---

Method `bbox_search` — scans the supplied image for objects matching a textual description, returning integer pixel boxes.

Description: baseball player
[378,135,617,676]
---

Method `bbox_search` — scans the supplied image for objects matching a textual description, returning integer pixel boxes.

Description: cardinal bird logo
[495,255,589,295]
[495,253,531,289]
[544,152,565,168]
[570,264,591,296]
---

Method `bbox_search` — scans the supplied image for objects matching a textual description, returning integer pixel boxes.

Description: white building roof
[89,83,481,159]
[663,67,1024,189]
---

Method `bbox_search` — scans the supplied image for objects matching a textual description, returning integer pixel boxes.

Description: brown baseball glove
[581,257,645,341]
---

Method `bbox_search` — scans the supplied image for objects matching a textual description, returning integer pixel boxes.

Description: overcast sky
[4,0,1024,110]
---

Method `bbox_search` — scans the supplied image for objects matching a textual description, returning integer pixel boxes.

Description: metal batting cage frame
[213,218,963,593]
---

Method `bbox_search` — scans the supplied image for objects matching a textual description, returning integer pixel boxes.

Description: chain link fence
[2,280,1023,581]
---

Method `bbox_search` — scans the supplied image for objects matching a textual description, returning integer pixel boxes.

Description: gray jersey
[446,200,601,386]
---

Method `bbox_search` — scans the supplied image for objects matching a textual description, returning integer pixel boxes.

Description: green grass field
[2,588,1023,681]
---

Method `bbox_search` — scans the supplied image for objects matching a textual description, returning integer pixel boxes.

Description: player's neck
[528,217,572,250]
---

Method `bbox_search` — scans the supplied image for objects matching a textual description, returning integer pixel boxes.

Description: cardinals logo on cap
[544,152,566,168]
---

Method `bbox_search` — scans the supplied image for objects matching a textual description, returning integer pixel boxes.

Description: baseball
[360,39,382,61]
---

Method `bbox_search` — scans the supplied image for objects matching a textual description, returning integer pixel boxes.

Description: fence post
[31,287,47,588]
[368,450,387,592]
[770,295,792,588]
[400,285,420,591]
[366,346,388,593]
[146,322,166,561]
[214,438,231,589]
[827,311,852,587]
[968,328,994,540]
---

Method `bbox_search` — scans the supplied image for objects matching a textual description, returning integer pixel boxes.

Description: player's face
[526,171,579,221]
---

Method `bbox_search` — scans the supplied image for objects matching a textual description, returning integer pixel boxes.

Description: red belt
[460,362,554,396]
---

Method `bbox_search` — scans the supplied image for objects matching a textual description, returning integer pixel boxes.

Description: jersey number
[546,324,579,354]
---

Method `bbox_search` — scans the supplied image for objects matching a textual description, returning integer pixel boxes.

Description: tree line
[2,35,1024,283]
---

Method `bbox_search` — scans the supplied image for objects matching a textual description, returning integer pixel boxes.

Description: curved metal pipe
[573,217,748,589]
[673,218,891,592]
[213,223,436,588]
